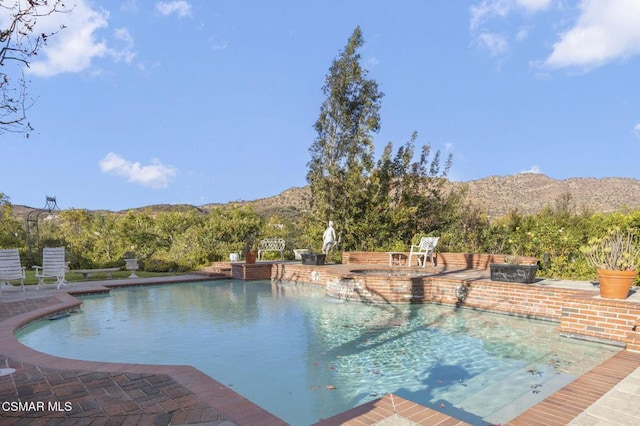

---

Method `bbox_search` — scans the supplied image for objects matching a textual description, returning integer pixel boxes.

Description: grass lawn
[6,269,184,288]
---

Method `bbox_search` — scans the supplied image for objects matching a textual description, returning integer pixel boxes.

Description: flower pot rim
[596,268,638,275]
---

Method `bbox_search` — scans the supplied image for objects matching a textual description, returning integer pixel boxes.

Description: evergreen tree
[307,26,383,250]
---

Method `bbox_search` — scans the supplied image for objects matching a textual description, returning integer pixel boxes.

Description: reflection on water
[17,280,620,426]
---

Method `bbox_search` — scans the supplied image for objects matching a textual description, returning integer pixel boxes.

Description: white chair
[408,237,440,267]
[34,247,68,289]
[0,249,26,293]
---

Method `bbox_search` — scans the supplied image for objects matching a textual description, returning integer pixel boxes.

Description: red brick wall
[559,295,640,347]
[426,277,580,320]
[270,263,574,317]
[341,252,538,269]
[231,263,273,280]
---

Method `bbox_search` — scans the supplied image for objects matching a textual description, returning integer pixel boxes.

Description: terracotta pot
[597,269,638,299]
[244,251,257,264]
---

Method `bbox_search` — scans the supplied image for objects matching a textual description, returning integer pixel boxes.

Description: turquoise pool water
[17,280,620,425]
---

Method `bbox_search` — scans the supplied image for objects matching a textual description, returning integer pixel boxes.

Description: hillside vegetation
[5,174,640,281]
[209,174,640,220]
[12,174,640,221]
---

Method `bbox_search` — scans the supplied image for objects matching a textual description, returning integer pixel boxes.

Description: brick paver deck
[1,353,230,425]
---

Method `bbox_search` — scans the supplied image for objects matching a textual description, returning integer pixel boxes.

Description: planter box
[302,253,326,265]
[293,249,312,260]
[490,263,538,284]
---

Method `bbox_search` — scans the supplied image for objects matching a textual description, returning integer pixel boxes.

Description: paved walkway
[569,366,640,425]
[1,273,640,425]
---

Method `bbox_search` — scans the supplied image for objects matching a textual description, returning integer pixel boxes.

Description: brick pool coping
[2,268,640,425]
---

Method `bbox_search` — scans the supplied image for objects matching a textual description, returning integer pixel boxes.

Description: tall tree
[360,132,454,250]
[307,26,383,250]
[1,0,67,136]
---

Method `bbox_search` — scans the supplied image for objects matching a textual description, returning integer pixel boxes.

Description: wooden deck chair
[34,247,68,290]
[0,249,26,293]
[408,237,440,267]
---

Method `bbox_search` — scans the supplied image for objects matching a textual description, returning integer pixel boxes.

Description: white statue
[322,220,337,255]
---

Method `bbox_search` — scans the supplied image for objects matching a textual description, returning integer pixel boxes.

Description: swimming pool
[16,280,620,425]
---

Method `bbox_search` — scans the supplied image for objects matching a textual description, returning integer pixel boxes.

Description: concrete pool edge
[3,272,640,425]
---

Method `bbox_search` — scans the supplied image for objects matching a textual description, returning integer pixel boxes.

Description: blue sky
[2,0,640,211]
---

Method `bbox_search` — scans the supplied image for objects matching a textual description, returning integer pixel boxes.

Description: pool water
[17,280,620,425]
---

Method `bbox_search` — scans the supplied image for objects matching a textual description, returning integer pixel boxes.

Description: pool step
[453,363,575,422]
[396,363,551,425]
[483,372,576,425]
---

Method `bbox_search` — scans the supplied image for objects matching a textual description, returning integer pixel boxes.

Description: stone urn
[125,258,139,278]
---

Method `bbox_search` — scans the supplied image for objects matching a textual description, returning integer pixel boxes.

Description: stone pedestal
[125,258,139,278]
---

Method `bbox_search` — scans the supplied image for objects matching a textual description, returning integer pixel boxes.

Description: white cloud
[519,165,542,174]
[515,26,530,41]
[470,1,553,57]
[156,1,192,18]
[99,153,177,189]
[517,0,554,12]
[208,36,228,51]
[634,123,640,139]
[111,28,136,63]
[120,0,139,13]
[543,0,640,69]
[477,32,509,55]
[470,0,553,31]
[27,1,135,77]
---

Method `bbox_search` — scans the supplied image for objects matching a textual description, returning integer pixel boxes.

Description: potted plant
[490,255,538,284]
[243,235,257,264]
[583,228,640,299]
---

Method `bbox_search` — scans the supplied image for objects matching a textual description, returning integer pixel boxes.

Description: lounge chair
[34,247,68,290]
[0,249,26,293]
[408,237,440,267]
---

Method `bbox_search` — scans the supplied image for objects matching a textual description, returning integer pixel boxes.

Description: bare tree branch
[0,0,68,137]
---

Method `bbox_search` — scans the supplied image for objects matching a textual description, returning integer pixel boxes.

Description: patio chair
[34,247,68,290]
[0,249,26,293]
[408,237,440,267]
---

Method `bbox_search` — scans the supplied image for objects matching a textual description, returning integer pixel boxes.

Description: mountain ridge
[9,174,640,220]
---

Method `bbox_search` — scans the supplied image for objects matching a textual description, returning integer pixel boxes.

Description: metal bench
[257,238,286,261]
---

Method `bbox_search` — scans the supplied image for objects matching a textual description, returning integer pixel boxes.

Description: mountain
[448,174,640,218]
[9,174,640,220]
[235,174,640,219]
